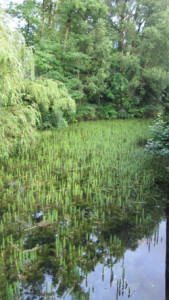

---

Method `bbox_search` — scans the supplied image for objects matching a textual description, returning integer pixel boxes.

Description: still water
[41,221,166,300]
[83,221,166,300]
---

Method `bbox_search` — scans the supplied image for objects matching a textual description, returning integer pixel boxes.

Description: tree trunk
[41,0,46,35]
[26,18,30,45]
[48,0,53,27]
[118,0,127,52]
[64,21,71,52]
[53,0,59,23]
[98,93,101,106]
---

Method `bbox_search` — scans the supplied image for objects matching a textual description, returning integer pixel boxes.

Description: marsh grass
[0,119,167,299]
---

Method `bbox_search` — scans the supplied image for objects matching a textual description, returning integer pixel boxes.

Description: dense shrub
[76,104,98,120]
[98,104,117,119]
[145,114,169,156]
[75,103,145,121]
[23,78,75,129]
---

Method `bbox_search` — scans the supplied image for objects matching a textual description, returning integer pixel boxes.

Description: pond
[0,120,168,299]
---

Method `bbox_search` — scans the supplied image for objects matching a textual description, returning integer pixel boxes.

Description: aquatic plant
[0,119,166,299]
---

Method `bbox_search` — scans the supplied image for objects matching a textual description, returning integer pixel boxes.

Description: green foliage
[8,1,169,114]
[142,67,169,103]
[0,105,39,158]
[76,103,145,121]
[82,19,111,103]
[64,76,84,102]
[6,0,169,116]
[106,72,129,107]
[24,78,75,113]
[127,107,145,118]
[98,104,117,119]
[39,109,68,129]
[8,0,41,45]
[143,104,161,118]
[146,114,169,156]
[0,12,76,158]
[23,78,75,129]
[0,12,38,158]
[0,13,34,106]
[117,109,128,119]
[76,103,97,120]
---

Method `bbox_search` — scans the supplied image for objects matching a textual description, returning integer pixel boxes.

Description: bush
[97,104,116,119]
[76,104,97,120]
[23,78,76,129]
[39,109,68,129]
[145,113,169,156]
[128,107,145,118]
[117,109,127,119]
[143,104,161,118]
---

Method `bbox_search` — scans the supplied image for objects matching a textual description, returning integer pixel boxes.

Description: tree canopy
[7,0,169,115]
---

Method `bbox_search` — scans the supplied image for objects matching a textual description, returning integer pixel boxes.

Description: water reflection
[166,205,169,300]
[19,221,166,300]
[81,221,166,300]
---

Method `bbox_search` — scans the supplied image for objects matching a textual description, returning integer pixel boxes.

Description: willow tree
[0,13,34,106]
[0,12,39,158]
[0,11,75,158]
[7,0,110,104]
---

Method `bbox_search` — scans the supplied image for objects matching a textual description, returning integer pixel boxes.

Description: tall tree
[104,0,169,115]
[7,0,169,115]
[8,0,41,45]
[81,19,111,105]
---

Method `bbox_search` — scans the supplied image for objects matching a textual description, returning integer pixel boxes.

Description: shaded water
[0,120,168,299]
